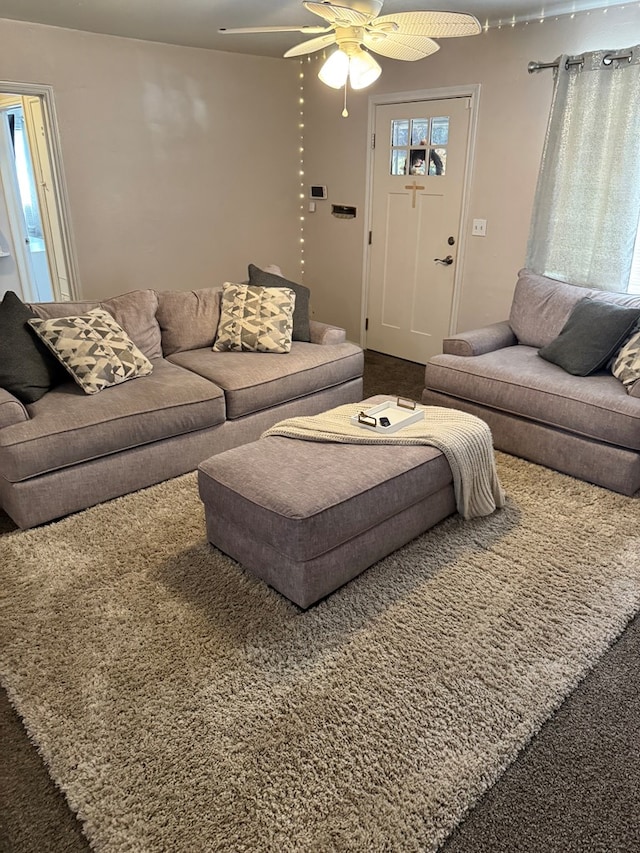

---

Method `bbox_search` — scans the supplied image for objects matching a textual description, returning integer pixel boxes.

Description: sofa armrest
[443,321,516,356]
[309,319,346,346]
[0,388,29,430]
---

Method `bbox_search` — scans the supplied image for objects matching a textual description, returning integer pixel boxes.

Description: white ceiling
[0,0,625,58]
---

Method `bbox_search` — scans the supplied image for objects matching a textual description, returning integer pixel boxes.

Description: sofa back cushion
[29,290,163,360]
[156,287,222,356]
[509,270,587,348]
[509,269,640,348]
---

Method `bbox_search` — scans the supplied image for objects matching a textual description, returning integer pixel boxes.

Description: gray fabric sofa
[422,269,640,495]
[0,287,363,528]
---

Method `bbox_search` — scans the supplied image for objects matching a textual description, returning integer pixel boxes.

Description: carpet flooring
[1,351,639,852]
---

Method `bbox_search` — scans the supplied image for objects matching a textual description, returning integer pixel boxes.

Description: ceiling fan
[219,1,481,99]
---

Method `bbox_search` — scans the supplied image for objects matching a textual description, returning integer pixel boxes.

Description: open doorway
[0,83,77,302]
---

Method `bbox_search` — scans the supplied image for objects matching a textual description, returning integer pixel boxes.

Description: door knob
[434,255,454,265]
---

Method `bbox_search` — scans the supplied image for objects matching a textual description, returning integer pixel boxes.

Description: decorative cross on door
[404,179,425,208]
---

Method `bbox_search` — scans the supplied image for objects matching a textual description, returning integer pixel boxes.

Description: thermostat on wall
[309,185,327,200]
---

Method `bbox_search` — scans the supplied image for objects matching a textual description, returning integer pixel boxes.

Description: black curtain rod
[528,49,633,73]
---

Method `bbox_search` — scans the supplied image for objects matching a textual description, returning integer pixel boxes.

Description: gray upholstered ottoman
[197,402,456,608]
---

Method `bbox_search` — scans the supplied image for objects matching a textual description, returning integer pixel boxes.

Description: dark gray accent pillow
[248,264,311,342]
[0,290,65,403]
[538,297,640,376]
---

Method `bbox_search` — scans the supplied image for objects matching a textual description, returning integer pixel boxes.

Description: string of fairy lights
[298,60,306,282]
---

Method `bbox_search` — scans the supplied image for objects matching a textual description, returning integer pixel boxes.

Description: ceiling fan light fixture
[223,1,482,110]
[318,48,350,88]
[348,48,381,89]
[318,43,381,91]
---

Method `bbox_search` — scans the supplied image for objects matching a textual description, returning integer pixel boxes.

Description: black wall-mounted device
[309,185,327,199]
[331,204,357,219]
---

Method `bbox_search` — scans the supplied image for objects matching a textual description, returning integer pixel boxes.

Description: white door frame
[361,84,481,350]
[0,80,79,301]
[0,107,37,301]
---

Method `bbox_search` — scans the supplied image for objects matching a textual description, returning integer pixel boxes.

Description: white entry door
[366,97,471,364]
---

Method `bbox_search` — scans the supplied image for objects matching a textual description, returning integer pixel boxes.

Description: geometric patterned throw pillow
[28,308,153,394]
[611,328,640,392]
[212,283,295,353]
[248,263,311,342]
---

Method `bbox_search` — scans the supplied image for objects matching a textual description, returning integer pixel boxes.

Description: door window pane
[391,119,409,147]
[411,119,429,146]
[409,150,426,175]
[431,117,449,145]
[391,149,407,176]
[429,148,447,176]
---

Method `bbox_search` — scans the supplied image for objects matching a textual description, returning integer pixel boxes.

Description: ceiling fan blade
[284,33,338,57]
[303,2,372,27]
[219,24,331,35]
[363,32,440,61]
[372,11,481,38]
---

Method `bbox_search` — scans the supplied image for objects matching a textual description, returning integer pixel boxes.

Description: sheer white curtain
[526,46,640,292]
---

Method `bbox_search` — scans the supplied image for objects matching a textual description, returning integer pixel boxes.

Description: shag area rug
[1,453,639,853]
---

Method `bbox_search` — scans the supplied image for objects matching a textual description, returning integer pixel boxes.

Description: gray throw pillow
[248,264,311,342]
[538,297,640,376]
[0,290,65,403]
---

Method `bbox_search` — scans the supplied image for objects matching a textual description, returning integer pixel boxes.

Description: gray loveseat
[0,287,363,528]
[422,269,640,495]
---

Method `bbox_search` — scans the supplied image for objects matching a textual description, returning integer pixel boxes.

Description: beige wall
[301,5,640,342]
[0,18,299,300]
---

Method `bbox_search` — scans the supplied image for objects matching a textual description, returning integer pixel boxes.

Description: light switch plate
[472,218,487,237]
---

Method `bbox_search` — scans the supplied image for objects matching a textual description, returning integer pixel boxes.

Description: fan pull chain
[342,82,348,118]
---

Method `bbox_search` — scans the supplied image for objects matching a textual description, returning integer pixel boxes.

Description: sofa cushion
[168,341,364,419]
[28,309,154,394]
[0,290,66,403]
[156,287,222,356]
[508,269,640,349]
[30,290,163,360]
[213,283,295,353]
[424,346,640,451]
[0,360,225,483]
[30,298,99,319]
[538,298,640,376]
[101,291,163,360]
[248,264,311,342]
[509,270,588,348]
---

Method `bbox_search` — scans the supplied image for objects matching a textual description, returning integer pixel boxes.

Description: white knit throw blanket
[262,403,506,519]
